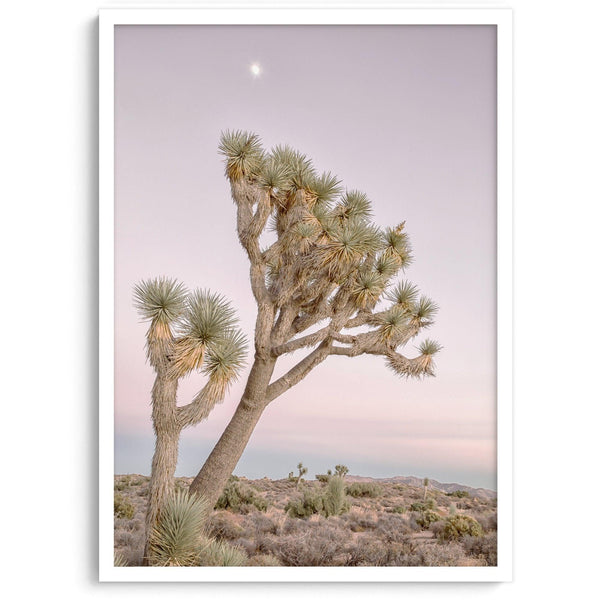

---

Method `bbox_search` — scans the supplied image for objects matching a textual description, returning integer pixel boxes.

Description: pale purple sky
[114,25,497,489]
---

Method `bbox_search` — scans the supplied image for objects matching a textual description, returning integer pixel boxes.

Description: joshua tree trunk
[185,131,442,517]
[142,374,180,563]
[189,356,275,508]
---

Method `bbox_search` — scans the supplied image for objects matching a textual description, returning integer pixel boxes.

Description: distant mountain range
[344,475,497,500]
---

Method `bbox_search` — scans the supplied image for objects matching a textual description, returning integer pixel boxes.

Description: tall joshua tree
[188,131,442,508]
[133,279,247,555]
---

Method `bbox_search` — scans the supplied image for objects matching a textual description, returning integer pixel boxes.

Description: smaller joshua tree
[334,464,349,478]
[296,462,308,488]
[133,277,248,558]
[423,477,430,500]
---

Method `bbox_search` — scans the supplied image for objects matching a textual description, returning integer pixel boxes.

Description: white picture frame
[100,5,512,583]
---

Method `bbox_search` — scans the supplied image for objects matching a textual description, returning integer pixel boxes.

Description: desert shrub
[346,482,382,498]
[197,539,247,566]
[206,511,244,541]
[446,490,470,498]
[345,540,389,566]
[114,530,134,547]
[380,538,427,566]
[409,499,436,512]
[246,554,282,566]
[343,511,378,532]
[374,513,411,542]
[429,519,446,537]
[285,489,324,518]
[475,512,498,532]
[419,541,468,566]
[416,509,442,529]
[248,511,278,535]
[463,531,497,566]
[265,521,350,566]
[391,505,406,514]
[114,493,135,519]
[323,476,350,517]
[148,490,209,566]
[215,478,268,513]
[436,515,484,541]
[315,473,330,483]
[114,480,129,492]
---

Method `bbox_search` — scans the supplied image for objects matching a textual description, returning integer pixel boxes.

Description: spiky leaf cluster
[134,279,248,412]
[218,130,264,181]
[219,130,441,380]
[133,277,188,367]
[148,490,209,566]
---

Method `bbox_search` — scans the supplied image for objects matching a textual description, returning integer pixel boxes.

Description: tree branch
[266,340,332,402]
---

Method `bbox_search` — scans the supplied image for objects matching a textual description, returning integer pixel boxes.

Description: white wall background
[1,0,598,598]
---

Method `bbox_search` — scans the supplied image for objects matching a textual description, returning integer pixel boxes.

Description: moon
[250,63,262,77]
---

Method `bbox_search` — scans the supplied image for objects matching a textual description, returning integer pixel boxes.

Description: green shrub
[323,476,350,516]
[415,510,441,529]
[446,490,470,498]
[114,493,135,519]
[285,489,324,518]
[148,490,209,566]
[346,482,382,498]
[392,506,406,514]
[215,478,268,512]
[409,499,436,512]
[436,515,484,541]
[286,476,349,518]
[315,474,330,484]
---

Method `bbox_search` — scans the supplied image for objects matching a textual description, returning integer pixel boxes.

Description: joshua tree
[423,477,430,500]
[188,131,442,508]
[295,462,308,489]
[133,279,247,557]
[334,464,349,478]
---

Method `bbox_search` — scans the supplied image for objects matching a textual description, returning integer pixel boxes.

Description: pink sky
[114,25,497,489]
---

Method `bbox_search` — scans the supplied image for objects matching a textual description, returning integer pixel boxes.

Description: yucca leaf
[133,277,188,367]
[383,226,413,268]
[197,539,247,566]
[309,171,343,205]
[202,329,248,384]
[133,277,188,325]
[336,190,372,222]
[270,144,317,192]
[352,269,385,308]
[419,339,443,356]
[387,280,419,308]
[376,306,410,340]
[169,290,240,379]
[219,130,264,181]
[148,490,209,567]
[374,254,401,279]
[258,156,291,192]
[413,296,439,321]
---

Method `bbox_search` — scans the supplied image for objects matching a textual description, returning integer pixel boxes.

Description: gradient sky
[114,25,497,490]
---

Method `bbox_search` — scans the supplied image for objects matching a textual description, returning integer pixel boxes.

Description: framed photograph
[100,6,512,582]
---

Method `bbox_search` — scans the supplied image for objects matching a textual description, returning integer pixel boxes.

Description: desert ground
[114,473,497,567]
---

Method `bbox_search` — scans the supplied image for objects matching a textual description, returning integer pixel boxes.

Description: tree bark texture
[188,357,275,508]
[142,374,180,563]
